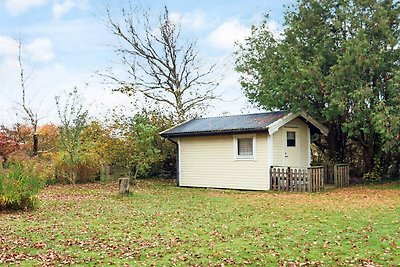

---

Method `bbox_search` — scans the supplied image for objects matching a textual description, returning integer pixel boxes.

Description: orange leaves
[0,131,19,163]
[1,180,400,266]
[37,124,60,153]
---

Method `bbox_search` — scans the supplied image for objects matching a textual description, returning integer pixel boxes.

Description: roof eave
[267,112,329,136]
[298,111,329,136]
[159,118,194,137]
[160,128,269,138]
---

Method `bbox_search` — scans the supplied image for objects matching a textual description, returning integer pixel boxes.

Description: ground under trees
[1,179,399,266]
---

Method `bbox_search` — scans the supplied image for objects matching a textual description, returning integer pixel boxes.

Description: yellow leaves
[1,180,400,266]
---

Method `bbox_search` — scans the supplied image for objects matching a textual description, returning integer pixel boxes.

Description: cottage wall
[178,133,269,190]
[272,117,310,168]
[177,118,311,191]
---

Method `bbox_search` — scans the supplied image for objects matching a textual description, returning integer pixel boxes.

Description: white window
[234,135,256,160]
[287,131,296,147]
[238,138,253,156]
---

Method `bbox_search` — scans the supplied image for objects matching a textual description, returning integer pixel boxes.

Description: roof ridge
[192,110,287,120]
[160,110,290,138]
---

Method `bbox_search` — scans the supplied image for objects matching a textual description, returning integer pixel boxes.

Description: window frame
[233,134,256,161]
[287,131,296,147]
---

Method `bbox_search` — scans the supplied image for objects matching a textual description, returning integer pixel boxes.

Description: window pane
[238,138,253,156]
[287,131,295,147]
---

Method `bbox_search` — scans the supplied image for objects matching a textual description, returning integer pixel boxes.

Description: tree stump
[118,177,130,194]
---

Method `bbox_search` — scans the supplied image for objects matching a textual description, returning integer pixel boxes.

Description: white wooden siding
[272,118,309,168]
[179,134,269,190]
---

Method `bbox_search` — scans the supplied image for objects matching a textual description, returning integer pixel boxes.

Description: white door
[283,128,300,167]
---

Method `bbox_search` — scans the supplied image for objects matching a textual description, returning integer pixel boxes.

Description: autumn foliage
[1,180,400,265]
[0,130,19,164]
[0,163,45,210]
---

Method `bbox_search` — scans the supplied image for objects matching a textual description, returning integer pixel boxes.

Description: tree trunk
[361,141,376,174]
[33,132,38,156]
[363,150,373,173]
[119,177,130,194]
[132,167,139,185]
[357,129,378,174]
[69,167,77,184]
[327,122,346,163]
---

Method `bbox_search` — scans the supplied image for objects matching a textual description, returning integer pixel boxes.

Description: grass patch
[1,180,399,266]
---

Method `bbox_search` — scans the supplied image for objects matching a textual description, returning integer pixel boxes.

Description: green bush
[363,170,382,182]
[362,160,383,182]
[0,163,45,210]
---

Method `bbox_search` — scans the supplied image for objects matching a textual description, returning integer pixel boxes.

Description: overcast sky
[0,0,294,126]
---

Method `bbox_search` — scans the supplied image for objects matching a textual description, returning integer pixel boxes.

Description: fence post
[341,165,344,187]
[292,169,296,192]
[333,165,338,187]
[270,166,273,190]
[334,164,350,188]
[321,168,325,189]
[307,168,311,192]
[277,168,281,191]
[118,177,130,194]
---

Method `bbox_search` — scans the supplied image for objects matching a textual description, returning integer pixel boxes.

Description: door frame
[282,126,301,167]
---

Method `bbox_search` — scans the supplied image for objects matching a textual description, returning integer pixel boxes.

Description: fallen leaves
[0,180,399,266]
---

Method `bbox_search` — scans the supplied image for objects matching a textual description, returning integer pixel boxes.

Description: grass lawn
[1,179,399,266]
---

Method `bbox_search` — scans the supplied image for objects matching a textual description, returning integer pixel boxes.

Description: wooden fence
[323,164,350,188]
[334,164,349,188]
[308,167,325,192]
[270,164,350,192]
[270,166,324,192]
[324,167,334,184]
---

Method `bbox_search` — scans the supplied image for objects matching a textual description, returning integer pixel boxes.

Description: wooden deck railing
[270,164,350,192]
[270,166,324,192]
[334,164,349,188]
[308,166,325,192]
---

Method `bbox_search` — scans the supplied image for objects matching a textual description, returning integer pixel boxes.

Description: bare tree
[104,4,219,122]
[17,42,40,156]
[55,88,88,184]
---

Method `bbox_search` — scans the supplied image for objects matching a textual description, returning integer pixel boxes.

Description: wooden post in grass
[118,177,130,194]
[307,168,312,192]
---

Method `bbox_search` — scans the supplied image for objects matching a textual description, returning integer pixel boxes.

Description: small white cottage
[160,111,328,191]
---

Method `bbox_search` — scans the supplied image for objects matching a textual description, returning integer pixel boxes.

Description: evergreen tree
[236,0,400,176]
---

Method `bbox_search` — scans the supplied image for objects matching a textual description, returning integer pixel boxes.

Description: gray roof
[160,111,288,138]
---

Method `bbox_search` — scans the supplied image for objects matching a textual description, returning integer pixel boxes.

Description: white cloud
[0,36,54,63]
[266,20,284,40]
[205,55,262,116]
[0,59,121,126]
[5,0,47,15]
[52,0,88,19]
[53,0,75,19]
[26,38,55,62]
[0,36,19,57]
[208,18,283,51]
[208,19,251,50]
[170,11,206,30]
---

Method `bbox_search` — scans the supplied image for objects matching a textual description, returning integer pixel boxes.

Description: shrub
[53,152,100,184]
[7,153,56,185]
[0,163,45,210]
[363,170,382,182]
[362,160,383,182]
